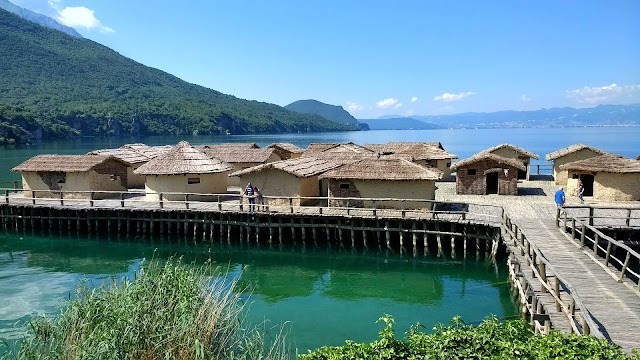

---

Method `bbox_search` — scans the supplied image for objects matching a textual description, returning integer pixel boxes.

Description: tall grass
[2,258,288,360]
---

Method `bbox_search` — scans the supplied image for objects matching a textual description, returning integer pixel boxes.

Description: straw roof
[302,142,377,164]
[482,144,539,160]
[545,144,606,161]
[88,143,170,164]
[319,158,442,181]
[559,154,640,173]
[396,143,458,160]
[134,141,232,175]
[451,153,527,171]
[267,143,305,154]
[13,155,126,173]
[200,143,260,150]
[201,148,277,163]
[388,141,444,150]
[230,157,343,178]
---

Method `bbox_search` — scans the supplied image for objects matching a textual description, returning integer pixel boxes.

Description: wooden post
[289,197,294,214]
[626,209,632,227]
[185,194,190,210]
[620,252,631,282]
[90,191,94,207]
[385,221,391,250]
[217,195,222,211]
[400,199,405,218]
[554,278,561,311]
[593,233,599,256]
[159,193,164,209]
[580,224,586,247]
[571,218,576,239]
[4,189,8,204]
[540,262,547,293]
[556,206,560,227]
[588,207,594,226]
[59,191,64,206]
[604,240,613,266]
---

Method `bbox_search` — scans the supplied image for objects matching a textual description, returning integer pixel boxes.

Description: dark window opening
[446,162,451,167]
[187,177,201,184]
[339,183,350,189]
[57,179,65,184]
[110,174,117,181]
[572,174,580,179]
[468,169,476,176]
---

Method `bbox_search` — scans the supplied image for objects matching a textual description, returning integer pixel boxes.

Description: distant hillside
[286,99,367,129]
[358,117,440,130]
[0,9,356,144]
[0,0,81,37]
[409,104,640,129]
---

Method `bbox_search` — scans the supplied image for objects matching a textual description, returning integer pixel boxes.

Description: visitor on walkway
[555,187,565,207]
[577,181,585,204]
[243,182,255,212]
[253,186,264,211]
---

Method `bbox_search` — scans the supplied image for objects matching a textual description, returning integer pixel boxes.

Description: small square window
[467,169,476,176]
[446,162,451,167]
[187,177,200,184]
[339,182,350,189]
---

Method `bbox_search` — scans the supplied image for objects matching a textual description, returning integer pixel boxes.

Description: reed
[3,258,287,360]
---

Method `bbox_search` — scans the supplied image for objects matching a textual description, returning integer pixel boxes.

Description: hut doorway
[517,168,527,180]
[486,172,499,194]
[580,174,594,197]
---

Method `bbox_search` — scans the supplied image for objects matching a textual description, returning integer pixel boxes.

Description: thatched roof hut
[200,143,260,150]
[545,144,607,185]
[134,141,232,200]
[363,142,456,180]
[12,155,129,199]
[88,143,170,188]
[200,147,281,187]
[230,157,343,206]
[267,143,305,160]
[482,144,539,180]
[302,142,377,165]
[452,153,525,195]
[319,158,442,209]
[135,141,231,175]
[558,154,640,201]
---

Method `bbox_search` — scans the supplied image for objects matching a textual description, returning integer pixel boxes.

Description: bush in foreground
[300,315,639,360]
[2,258,287,360]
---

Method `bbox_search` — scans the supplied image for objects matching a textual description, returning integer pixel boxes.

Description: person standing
[577,180,585,204]
[243,182,255,212]
[555,187,565,207]
[254,186,264,211]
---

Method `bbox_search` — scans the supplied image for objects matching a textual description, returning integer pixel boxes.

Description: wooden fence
[503,213,605,338]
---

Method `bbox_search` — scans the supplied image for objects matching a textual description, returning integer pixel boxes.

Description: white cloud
[433,92,476,102]
[520,94,531,102]
[394,103,403,109]
[345,101,363,112]
[9,0,113,33]
[57,6,113,33]
[376,98,399,108]
[410,96,418,103]
[566,83,640,104]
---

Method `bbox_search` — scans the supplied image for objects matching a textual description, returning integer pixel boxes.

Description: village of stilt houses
[2,140,640,352]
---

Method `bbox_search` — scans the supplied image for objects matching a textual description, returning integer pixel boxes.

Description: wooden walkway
[511,215,640,353]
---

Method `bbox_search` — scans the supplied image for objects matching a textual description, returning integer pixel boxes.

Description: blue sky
[9,0,640,118]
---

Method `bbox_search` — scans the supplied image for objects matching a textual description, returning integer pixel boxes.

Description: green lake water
[0,230,517,355]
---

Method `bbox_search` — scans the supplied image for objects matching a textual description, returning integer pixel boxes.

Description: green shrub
[2,258,287,360]
[300,315,639,360]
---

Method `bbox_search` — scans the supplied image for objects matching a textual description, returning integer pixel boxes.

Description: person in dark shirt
[243,182,255,212]
[577,181,585,204]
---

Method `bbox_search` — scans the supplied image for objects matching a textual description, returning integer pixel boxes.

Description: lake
[0,127,637,354]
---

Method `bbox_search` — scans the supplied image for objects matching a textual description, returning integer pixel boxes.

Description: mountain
[285,99,367,129]
[384,104,640,129]
[358,117,440,130]
[0,0,81,38]
[0,9,356,144]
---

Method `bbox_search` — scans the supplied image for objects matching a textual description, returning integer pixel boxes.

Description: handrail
[557,207,640,291]
[530,163,554,176]
[0,188,502,222]
[503,213,605,339]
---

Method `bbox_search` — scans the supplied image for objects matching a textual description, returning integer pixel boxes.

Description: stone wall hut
[364,142,457,180]
[319,158,442,210]
[12,155,129,199]
[482,144,539,180]
[229,157,343,207]
[559,154,640,201]
[545,144,606,185]
[200,147,281,187]
[267,143,305,160]
[87,144,169,188]
[134,141,232,201]
[452,153,526,195]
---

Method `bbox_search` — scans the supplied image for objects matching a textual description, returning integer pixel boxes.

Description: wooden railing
[0,188,503,223]
[557,206,640,291]
[530,163,553,176]
[503,213,605,338]
[0,180,20,189]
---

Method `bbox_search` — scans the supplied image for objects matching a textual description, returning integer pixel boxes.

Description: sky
[8,0,640,119]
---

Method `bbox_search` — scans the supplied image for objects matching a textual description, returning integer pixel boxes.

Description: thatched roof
[201,148,277,163]
[134,141,232,175]
[13,155,126,173]
[230,157,343,178]
[200,143,260,150]
[319,158,442,181]
[451,153,527,171]
[483,144,539,160]
[267,143,305,154]
[88,143,170,164]
[637,155,640,161]
[545,144,606,161]
[302,142,377,164]
[559,154,640,173]
[396,143,458,160]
